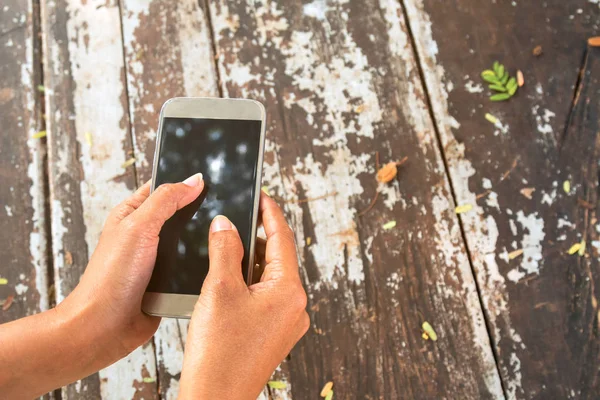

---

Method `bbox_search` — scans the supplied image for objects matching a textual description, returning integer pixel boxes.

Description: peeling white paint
[540,188,557,205]
[507,211,545,283]
[4,206,13,217]
[532,105,556,135]
[486,191,500,210]
[558,217,574,229]
[465,80,484,93]
[15,283,28,295]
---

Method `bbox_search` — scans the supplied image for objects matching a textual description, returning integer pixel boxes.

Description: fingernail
[211,215,233,232]
[182,173,203,187]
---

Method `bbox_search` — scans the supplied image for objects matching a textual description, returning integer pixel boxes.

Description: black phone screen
[146,117,262,295]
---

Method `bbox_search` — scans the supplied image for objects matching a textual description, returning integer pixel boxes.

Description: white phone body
[141,97,266,318]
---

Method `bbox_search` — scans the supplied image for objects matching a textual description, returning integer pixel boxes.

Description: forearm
[0,303,121,398]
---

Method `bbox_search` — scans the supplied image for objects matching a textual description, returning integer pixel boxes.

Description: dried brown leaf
[517,70,524,87]
[588,37,600,47]
[532,45,543,56]
[65,251,73,265]
[2,295,14,311]
[376,162,397,183]
[520,187,535,199]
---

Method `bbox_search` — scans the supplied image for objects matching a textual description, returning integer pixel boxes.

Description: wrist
[57,293,129,368]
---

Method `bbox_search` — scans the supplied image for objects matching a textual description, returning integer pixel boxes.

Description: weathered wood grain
[120,0,218,397]
[404,0,600,397]
[209,0,504,398]
[40,0,157,398]
[0,0,49,322]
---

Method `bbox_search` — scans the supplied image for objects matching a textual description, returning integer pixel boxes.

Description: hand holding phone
[179,193,309,400]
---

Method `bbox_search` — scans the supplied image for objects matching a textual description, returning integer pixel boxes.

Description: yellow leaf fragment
[121,157,136,168]
[422,332,429,340]
[520,187,535,199]
[455,204,473,214]
[563,180,570,194]
[306,237,312,246]
[508,249,524,260]
[0,278,7,285]
[85,132,93,146]
[268,381,287,389]
[142,377,155,383]
[32,130,47,139]
[567,243,582,255]
[320,381,334,397]
[261,186,270,196]
[382,220,396,230]
[578,240,586,256]
[422,321,437,341]
[485,113,498,124]
[354,104,366,113]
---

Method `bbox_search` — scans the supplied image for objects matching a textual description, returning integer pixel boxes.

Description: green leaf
[489,84,507,92]
[507,85,517,96]
[142,377,156,383]
[422,321,438,341]
[482,75,501,85]
[481,70,495,77]
[383,220,397,230]
[325,391,334,400]
[493,61,500,74]
[37,85,45,93]
[0,278,7,285]
[497,65,505,79]
[506,77,517,89]
[268,381,287,389]
[500,73,509,85]
[490,93,511,101]
[32,130,47,139]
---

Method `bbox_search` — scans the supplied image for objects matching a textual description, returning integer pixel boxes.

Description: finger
[106,180,152,226]
[259,192,299,280]
[125,173,204,237]
[251,237,267,284]
[206,215,246,286]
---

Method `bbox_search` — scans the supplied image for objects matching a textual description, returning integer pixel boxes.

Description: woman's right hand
[179,193,309,400]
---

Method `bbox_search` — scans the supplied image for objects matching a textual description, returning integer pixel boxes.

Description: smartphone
[142,97,266,318]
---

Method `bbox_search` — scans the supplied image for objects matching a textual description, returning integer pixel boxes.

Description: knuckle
[289,285,308,313]
[299,311,310,334]
[155,183,177,199]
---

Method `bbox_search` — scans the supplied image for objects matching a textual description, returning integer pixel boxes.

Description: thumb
[205,215,246,287]
[126,173,204,237]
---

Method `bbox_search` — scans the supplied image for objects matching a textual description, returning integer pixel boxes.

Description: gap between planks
[396,0,509,398]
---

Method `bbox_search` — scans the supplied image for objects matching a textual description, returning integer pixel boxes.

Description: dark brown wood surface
[208,0,503,398]
[0,0,49,323]
[405,0,600,397]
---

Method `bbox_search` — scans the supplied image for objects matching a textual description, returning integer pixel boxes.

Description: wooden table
[1,0,599,398]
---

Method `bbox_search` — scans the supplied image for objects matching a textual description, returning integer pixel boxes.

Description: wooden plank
[208,1,504,398]
[119,0,218,397]
[0,0,49,322]
[40,0,157,398]
[404,0,600,397]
